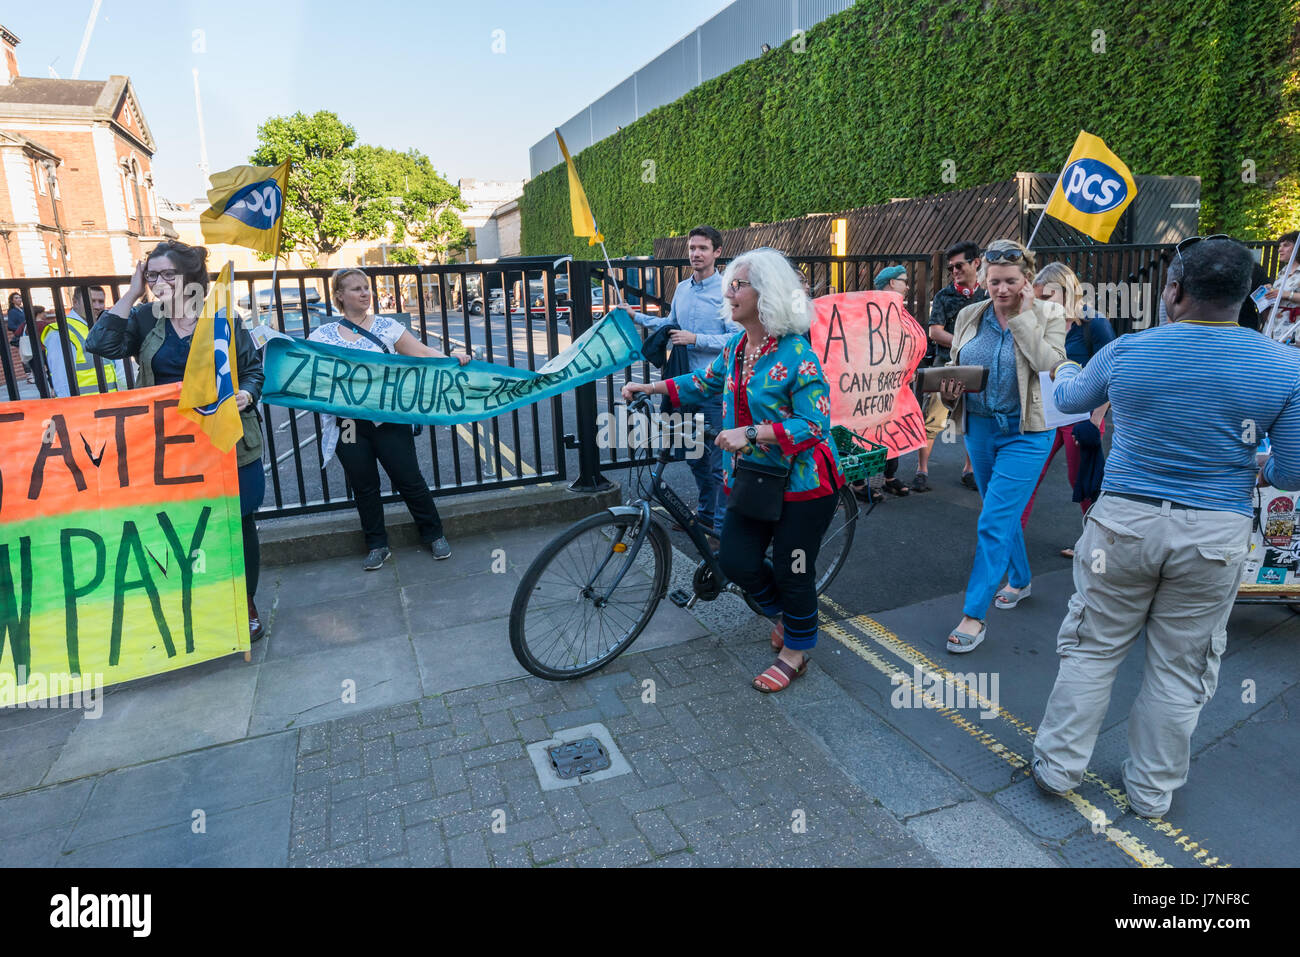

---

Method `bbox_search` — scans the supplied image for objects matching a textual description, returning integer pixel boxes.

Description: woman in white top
[311,268,470,569]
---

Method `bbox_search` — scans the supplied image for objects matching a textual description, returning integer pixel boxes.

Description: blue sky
[7,0,733,201]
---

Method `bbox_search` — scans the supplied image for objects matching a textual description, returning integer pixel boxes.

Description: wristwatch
[745,426,758,443]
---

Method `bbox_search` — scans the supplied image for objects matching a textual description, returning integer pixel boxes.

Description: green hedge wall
[521,0,1299,257]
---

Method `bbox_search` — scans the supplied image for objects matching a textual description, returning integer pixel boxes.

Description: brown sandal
[753,656,807,693]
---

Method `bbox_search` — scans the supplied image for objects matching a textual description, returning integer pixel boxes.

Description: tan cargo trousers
[1032,493,1251,817]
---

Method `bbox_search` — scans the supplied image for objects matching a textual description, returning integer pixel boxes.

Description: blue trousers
[962,414,1053,620]
[684,394,725,536]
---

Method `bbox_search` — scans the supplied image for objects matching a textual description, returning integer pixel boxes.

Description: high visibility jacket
[41,314,118,392]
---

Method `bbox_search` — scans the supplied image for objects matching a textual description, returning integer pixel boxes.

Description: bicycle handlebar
[621,393,720,444]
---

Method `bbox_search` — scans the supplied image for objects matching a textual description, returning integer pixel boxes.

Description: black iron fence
[1,261,582,517]
[3,240,1283,512]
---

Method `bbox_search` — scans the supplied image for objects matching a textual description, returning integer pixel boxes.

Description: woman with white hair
[622,248,844,692]
[938,239,1067,653]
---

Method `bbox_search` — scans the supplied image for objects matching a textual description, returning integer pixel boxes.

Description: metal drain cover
[526,723,632,791]
[548,737,611,779]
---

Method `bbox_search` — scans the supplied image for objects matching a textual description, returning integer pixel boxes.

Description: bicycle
[508,393,886,679]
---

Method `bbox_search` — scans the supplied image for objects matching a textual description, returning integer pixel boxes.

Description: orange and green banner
[0,383,248,706]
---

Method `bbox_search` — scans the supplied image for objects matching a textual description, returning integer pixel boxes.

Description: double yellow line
[454,422,536,479]
[815,593,1229,868]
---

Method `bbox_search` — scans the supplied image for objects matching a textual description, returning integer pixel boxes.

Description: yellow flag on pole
[555,130,604,246]
[199,161,290,255]
[1041,131,1137,243]
[177,263,243,453]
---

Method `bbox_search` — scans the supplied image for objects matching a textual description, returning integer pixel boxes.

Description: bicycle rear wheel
[509,511,670,680]
[813,485,858,595]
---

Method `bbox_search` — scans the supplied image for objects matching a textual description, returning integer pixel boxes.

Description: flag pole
[1264,237,1300,342]
[1026,148,1075,249]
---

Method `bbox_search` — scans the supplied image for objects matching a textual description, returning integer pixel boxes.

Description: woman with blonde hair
[937,239,1067,652]
[1020,262,1115,554]
[621,247,845,692]
[310,267,470,569]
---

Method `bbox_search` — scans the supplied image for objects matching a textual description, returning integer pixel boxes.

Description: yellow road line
[452,421,536,478]
[817,617,1168,868]
[816,595,1230,868]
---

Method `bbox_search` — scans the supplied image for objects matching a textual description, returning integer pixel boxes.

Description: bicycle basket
[831,425,888,483]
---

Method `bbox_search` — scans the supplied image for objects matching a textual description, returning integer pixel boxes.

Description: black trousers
[335,420,443,549]
[718,492,838,652]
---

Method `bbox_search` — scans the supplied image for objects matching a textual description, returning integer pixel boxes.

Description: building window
[130,162,144,228]
[123,173,135,217]
[50,172,60,199]
[35,161,46,195]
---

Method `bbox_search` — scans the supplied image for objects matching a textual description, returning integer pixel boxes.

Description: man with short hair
[1033,237,1300,819]
[916,241,987,491]
[627,225,740,538]
[43,286,120,396]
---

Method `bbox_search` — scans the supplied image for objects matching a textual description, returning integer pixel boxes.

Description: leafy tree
[248,112,467,266]
[365,147,470,265]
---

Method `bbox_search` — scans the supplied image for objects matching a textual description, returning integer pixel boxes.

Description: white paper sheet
[1039,371,1091,430]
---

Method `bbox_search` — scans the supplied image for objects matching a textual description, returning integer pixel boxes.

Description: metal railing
[2,262,579,517]
[3,240,1282,509]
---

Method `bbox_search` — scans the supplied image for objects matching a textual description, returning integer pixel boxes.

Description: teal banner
[261,309,644,425]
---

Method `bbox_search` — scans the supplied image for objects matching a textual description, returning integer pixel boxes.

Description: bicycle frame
[593,403,730,603]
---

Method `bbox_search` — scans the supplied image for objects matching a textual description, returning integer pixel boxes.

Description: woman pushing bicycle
[622,247,845,693]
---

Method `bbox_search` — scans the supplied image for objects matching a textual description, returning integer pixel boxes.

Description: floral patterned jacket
[665,331,844,501]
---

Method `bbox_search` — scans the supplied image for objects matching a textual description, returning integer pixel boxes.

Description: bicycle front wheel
[509,511,670,680]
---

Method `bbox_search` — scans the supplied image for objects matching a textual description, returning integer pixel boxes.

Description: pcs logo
[1061,158,1128,215]
[222,180,282,230]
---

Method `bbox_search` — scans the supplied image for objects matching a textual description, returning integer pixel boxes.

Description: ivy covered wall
[520,0,1299,256]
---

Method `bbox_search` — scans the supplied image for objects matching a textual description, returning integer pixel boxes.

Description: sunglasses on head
[1174,234,1231,273]
[983,248,1026,264]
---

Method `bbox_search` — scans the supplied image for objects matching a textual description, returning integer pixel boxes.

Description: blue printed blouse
[665,331,844,500]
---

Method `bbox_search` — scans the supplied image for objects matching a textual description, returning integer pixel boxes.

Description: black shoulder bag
[340,318,423,437]
[729,454,791,522]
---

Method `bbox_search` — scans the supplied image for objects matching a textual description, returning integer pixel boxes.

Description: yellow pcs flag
[555,130,604,247]
[178,263,243,453]
[199,161,290,255]
[1043,132,1137,243]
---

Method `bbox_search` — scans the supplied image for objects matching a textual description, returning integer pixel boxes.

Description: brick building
[0,23,172,283]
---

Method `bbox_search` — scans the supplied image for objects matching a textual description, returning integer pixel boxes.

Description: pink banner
[809,291,928,457]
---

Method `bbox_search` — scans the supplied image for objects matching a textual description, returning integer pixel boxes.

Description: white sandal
[994,583,1031,609]
[946,622,986,654]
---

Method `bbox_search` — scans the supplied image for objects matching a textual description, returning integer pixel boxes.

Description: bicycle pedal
[669,588,693,608]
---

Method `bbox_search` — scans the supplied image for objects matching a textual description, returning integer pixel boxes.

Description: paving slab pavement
[3,481,1295,868]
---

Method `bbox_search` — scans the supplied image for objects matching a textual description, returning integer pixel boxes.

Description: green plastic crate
[831,426,888,482]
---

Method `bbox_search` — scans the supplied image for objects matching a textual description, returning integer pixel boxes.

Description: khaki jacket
[85,303,265,467]
[945,298,1067,434]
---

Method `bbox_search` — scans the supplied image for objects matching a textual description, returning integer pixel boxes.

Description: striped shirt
[1054,321,1300,516]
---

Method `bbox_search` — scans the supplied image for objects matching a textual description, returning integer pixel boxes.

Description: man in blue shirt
[1032,237,1300,819]
[627,225,739,537]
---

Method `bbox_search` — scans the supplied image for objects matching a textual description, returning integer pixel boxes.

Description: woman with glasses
[85,241,270,643]
[938,239,1067,653]
[621,247,844,693]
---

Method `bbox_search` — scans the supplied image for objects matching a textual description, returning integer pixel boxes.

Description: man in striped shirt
[1032,237,1300,819]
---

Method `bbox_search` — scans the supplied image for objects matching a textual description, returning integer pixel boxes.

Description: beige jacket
[945,298,1067,434]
